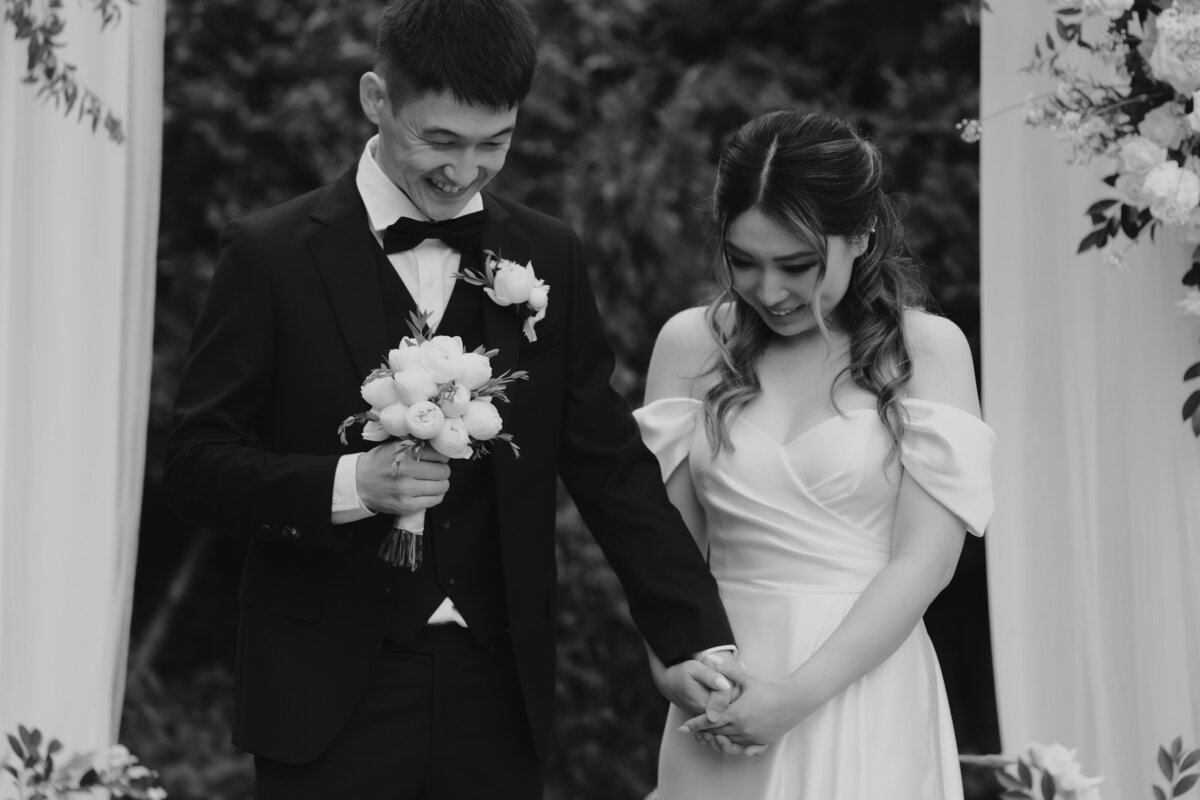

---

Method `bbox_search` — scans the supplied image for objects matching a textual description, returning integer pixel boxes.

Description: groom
[162,0,734,797]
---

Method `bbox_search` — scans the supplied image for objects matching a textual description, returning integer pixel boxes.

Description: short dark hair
[375,0,538,110]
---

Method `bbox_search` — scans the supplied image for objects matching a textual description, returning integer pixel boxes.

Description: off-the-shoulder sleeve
[899,398,996,537]
[633,397,703,482]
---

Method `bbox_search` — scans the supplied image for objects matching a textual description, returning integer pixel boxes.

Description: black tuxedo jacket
[162,168,733,764]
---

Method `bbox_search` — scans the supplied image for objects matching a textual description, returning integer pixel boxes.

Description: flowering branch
[2,0,136,144]
[1,723,166,799]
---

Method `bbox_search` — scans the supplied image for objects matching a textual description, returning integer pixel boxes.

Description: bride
[636,109,995,799]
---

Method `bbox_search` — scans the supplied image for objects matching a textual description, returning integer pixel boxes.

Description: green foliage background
[127,1,997,798]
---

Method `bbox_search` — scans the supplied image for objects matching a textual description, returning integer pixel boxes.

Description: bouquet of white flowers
[338,312,527,569]
[960,0,1200,434]
[3,725,166,800]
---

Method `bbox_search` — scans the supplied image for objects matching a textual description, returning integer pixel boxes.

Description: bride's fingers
[701,654,753,686]
[686,659,733,694]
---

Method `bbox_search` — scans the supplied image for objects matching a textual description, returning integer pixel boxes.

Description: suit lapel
[307,170,392,378]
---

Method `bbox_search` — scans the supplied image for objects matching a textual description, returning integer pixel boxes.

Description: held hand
[355,442,450,517]
[681,657,806,749]
[654,659,735,718]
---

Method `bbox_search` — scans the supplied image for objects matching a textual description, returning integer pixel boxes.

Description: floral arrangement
[959,0,1200,434]
[455,250,549,342]
[961,736,1198,800]
[2,725,166,799]
[338,311,527,569]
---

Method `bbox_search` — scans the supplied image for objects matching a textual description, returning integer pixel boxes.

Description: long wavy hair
[702,110,929,459]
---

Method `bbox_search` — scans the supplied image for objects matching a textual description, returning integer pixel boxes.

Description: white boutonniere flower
[456,250,550,342]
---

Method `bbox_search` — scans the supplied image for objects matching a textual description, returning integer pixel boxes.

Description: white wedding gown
[635,396,995,800]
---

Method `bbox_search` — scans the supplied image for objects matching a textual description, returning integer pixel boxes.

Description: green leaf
[1162,746,1177,780]
[45,739,61,756]
[1176,774,1200,796]
[1086,198,1119,217]
[79,767,99,787]
[1078,228,1106,253]
[1180,749,1200,772]
[1183,390,1200,422]
[1192,405,1200,437]
[1041,771,1057,800]
[1185,363,1200,381]
[997,772,1025,791]
[1154,786,1169,800]
[1001,792,1031,800]
[7,734,25,761]
[1018,759,1034,789]
[1174,737,1184,758]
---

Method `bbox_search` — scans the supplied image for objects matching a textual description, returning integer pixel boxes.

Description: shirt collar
[355,135,485,232]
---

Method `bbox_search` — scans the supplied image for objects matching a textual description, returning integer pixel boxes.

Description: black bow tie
[382,210,487,254]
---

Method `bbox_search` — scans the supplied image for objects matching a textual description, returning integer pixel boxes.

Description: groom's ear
[360,72,388,125]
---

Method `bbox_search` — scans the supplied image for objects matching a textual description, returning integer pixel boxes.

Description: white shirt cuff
[331,453,375,525]
[693,645,737,663]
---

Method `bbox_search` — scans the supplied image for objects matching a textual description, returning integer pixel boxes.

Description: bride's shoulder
[901,308,979,412]
[647,305,722,401]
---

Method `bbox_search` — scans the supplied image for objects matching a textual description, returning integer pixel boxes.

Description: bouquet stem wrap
[381,510,424,570]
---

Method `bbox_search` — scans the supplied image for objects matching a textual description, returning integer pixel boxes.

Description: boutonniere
[455,250,550,342]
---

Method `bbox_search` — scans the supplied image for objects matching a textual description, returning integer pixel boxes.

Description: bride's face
[724,209,862,338]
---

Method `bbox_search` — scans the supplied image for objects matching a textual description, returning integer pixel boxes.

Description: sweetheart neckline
[736,407,878,448]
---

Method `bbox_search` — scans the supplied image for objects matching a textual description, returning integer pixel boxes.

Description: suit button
[439,520,450,530]
[446,575,456,587]
[284,526,298,538]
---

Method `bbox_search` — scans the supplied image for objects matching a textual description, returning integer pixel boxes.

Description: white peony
[527,282,549,312]
[456,352,493,390]
[1083,0,1133,17]
[361,419,390,442]
[387,340,423,372]
[1149,5,1200,95]
[487,260,536,306]
[418,335,465,384]
[437,382,471,418]
[462,399,504,440]
[1027,742,1081,777]
[1116,171,1152,206]
[361,375,402,410]
[1189,90,1200,132]
[405,400,446,440]
[1144,160,1200,224]
[1178,286,1200,315]
[393,368,438,405]
[378,402,411,437]
[1117,135,1167,175]
[1138,102,1187,149]
[430,417,473,459]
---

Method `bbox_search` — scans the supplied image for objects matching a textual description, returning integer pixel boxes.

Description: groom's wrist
[692,644,737,662]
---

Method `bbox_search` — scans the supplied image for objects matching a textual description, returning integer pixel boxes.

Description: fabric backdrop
[0,4,163,752]
[982,4,1200,796]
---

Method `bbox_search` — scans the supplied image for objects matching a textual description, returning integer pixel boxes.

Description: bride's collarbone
[748,354,877,443]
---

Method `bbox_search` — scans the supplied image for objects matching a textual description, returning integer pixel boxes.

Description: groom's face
[367,83,517,220]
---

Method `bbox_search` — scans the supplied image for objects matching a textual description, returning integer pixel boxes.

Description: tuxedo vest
[373,246,509,643]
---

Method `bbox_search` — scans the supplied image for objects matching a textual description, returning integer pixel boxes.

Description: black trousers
[255,626,543,799]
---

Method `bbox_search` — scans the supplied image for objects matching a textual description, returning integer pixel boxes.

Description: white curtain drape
[982,4,1200,797]
[0,2,163,753]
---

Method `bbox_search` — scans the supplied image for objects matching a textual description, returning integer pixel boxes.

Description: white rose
[1116,171,1152,206]
[487,261,535,306]
[437,382,472,418]
[1145,160,1200,224]
[456,352,493,390]
[1178,286,1200,315]
[419,336,465,384]
[1058,763,1104,793]
[387,340,422,372]
[1082,0,1133,17]
[430,416,473,458]
[462,399,504,440]
[378,402,411,437]
[405,400,446,440]
[361,419,390,442]
[393,368,438,405]
[1148,6,1200,95]
[527,282,549,312]
[1028,742,1080,777]
[1118,136,1168,175]
[361,375,402,409]
[1138,103,1186,149]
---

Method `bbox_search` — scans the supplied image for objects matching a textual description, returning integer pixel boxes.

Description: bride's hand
[681,657,809,748]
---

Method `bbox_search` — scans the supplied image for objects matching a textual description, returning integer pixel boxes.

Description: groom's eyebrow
[422,125,516,140]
